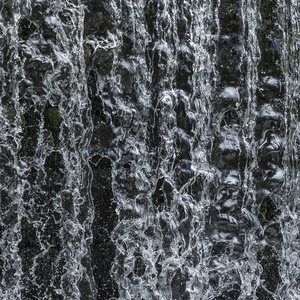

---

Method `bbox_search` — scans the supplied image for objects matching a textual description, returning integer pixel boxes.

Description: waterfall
[0,0,299,299]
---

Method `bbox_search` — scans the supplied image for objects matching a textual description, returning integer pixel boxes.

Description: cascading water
[0,1,95,299]
[0,0,299,299]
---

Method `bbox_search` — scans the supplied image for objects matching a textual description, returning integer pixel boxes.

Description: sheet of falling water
[0,0,299,299]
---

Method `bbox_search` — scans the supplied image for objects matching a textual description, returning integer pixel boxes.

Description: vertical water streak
[186,1,217,298]
[109,0,154,298]
[240,0,262,298]
[54,2,95,298]
[0,1,23,298]
[279,0,300,298]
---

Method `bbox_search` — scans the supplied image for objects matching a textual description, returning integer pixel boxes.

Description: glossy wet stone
[0,1,299,299]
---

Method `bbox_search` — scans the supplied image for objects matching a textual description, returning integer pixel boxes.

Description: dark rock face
[0,0,299,299]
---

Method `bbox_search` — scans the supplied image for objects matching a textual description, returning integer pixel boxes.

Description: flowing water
[0,0,299,299]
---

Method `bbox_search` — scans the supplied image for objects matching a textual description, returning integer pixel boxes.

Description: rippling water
[0,0,299,299]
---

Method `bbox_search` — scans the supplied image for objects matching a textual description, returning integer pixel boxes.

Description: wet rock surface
[0,0,299,299]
